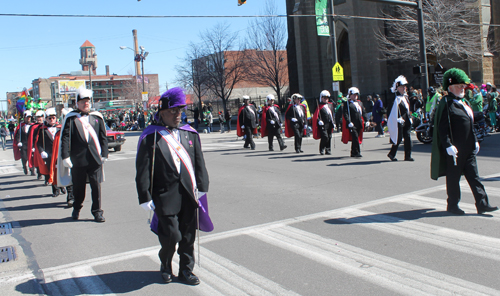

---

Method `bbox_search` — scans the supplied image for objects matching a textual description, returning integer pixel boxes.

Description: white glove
[365,122,370,127]
[304,125,308,129]
[101,157,108,163]
[241,125,245,129]
[32,148,35,152]
[397,118,405,124]
[41,151,48,159]
[474,142,480,155]
[17,142,22,147]
[333,124,336,130]
[291,118,298,122]
[318,120,324,126]
[446,145,458,157]
[270,120,275,124]
[140,200,155,211]
[63,158,73,168]
[348,122,354,128]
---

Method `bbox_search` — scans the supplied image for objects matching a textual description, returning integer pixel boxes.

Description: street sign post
[142,92,148,102]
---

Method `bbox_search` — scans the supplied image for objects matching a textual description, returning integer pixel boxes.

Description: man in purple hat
[136,87,210,285]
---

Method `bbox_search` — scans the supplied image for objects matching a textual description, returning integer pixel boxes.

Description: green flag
[315,0,330,37]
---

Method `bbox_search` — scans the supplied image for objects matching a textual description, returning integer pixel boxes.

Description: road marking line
[251,226,499,296]
[331,208,500,261]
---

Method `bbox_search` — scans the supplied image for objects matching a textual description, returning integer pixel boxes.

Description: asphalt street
[0,129,499,295]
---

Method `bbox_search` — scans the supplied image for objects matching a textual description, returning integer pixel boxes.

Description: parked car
[106,124,126,151]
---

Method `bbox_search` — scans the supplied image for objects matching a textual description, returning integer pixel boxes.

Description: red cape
[284,104,307,138]
[12,125,22,161]
[49,130,61,185]
[312,103,334,140]
[341,119,364,144]
[35,124,61,176]
[261,104,280,138]
[27,124,41,169]
[236,105,257,137]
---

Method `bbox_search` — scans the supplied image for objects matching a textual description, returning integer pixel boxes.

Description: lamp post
[85,53,97,107]
[120,46,149,103]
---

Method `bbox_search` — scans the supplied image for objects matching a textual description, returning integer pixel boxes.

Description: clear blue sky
[0,0,287,111]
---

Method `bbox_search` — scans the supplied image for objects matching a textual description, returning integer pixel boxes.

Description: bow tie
[80,111,89,116]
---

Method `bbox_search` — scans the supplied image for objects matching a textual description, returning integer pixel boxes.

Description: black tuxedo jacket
[136,125,210,216]
[266,105,282,128]
[37,125,60,158]
[343,100,367,129]
[286,104,306,129]
[60,112,108,167]
[319,103,335,124]
[239,105,258,128]
[438,95,477,155]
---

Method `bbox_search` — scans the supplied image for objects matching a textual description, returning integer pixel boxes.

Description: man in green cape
[430,68,498,215]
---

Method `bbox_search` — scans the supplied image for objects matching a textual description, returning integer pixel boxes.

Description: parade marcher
[431,68,498,215]
[136,87,210,285]
[425,87,441,120]
[261,94,287,151]
[387,75,414,162]
[312,90,335,155]
[372,94,385,137]
[237,96,258,150]
[342,87,368,158]
[13,111,34,175]
[285,93,307,153]
[225,109,232,132]
[59,88,108,222]
[29,110,45,180]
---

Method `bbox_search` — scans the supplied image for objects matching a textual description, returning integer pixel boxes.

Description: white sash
[322,104,334,122]
[351,101,362,114]
[246,106,255,117]
[77,116,101,156]
[455,99,474,122]
[269,106,279,121]
[158,129,197,197]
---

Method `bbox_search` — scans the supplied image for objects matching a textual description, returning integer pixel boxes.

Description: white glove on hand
[304,124,308,129]
[318,120,324,126]
[63,158,73,168]
[365,122,370,127]
[241,125,245,129]
[474,142,480,155]
[101,157,108,163]
[397,118,405,124]
[291,118,298,122]
[446,145,458,157]
[270,120,275,124]
[17,142,22,147]
[41,151,48,159]
[140,200,155,211]
[348,122,354,128]
[32,148,35,152]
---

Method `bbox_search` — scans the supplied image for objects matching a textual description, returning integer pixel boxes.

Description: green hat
[338,92,343,98]
[442,68,470,91]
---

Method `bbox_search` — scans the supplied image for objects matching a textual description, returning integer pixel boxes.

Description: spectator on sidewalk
[0,123,8,150]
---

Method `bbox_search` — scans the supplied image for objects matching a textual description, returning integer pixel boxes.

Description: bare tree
[246,0,289,109]
[200,22,248,114]
[375,0,485,63]
[175,42,210,112]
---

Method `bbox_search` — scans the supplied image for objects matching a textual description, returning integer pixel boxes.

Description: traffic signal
[238,0,246,6]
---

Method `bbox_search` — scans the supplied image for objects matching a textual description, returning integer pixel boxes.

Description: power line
[0,13,499,27]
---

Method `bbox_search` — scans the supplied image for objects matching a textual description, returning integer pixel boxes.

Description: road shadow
[1,184,44,191]
[0,179,39,186]
[294,156,347,162]
[327,160,387,166]
[268,154,317,159]
[16,270,193,295]
[1,193,53,202]
[324,208,491,225]
[13,216,90,228]
[5,201,68,212]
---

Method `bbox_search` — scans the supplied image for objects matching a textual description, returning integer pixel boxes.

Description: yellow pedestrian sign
[332,62,344,81]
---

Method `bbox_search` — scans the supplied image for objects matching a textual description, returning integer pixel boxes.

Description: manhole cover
[0,223,13,235]
[0,246,16,263]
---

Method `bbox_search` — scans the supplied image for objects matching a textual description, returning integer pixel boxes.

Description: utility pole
[328,0,339,99]
[363,0,429,96]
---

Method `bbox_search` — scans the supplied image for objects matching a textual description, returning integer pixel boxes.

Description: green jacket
[469,93,483,112]
[488,98,497,113]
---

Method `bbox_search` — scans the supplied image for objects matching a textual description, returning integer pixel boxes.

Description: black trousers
[267,126,285,150]
[157,193,197,274]
[446,152,489,209]
[388,124,412,159]
[291,123,303,151]
[20,148,33,174]
[319,124,333,153]
[374,120,384,135]
[71,162,102,214]
[243,126,255,149]
[349,127,361,156]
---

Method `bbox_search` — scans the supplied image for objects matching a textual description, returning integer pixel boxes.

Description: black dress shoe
[67,199,74,207]
[299,150,304,153]
[93,212,106,222]
[160,264,173,283]
[404,157,415,161]
[325,151,331,155]
[477,204,499,214]
[178,270,200,285]
[352,154,362,158]
[60,187,66,194]
[387,154,398,161]
[52,189,60,197]
[23,168,28,175]
[280,145,287,151]
[44,181,49,186]
[269,148,274,151]
[30,171,36,176]
[296,149,300,153]
[447,207,465,215]
[72,209,80,220]
[320,150,324,155]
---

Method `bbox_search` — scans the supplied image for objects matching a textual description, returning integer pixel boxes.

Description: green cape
[430,96,448,180]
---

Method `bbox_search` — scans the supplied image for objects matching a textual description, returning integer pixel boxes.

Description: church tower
[79,40,98,75]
